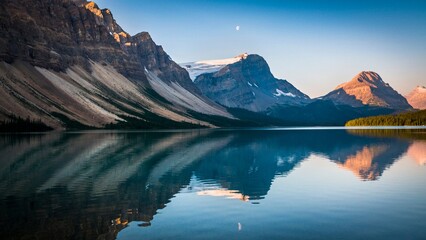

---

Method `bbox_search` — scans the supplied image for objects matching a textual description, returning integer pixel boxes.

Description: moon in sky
[236,25,240,31]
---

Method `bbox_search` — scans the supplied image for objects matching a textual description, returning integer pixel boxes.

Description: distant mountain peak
[235,53,249,59]
[354,71,382,82]
[336,71,385,90]
[406,86,426,109]
[192,53,311,112]
[358,71,380,78]
[324,71,412,109]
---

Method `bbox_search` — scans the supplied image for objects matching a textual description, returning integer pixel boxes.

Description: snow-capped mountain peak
[180,53,248,80]
[192,54,311,112]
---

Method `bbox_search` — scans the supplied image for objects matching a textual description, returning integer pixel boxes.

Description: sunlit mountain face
[406,86,426,110]
[0,129,425,239]
[407,141,426,166]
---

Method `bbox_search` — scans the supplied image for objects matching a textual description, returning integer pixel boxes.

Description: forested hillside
[346,110,426,126]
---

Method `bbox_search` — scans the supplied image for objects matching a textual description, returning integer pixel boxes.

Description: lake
[0,128,425,239]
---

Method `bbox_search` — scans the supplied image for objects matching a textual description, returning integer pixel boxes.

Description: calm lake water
[0,128,425,239]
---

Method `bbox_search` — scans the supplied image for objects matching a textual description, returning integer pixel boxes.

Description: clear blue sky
[96,0,426,97]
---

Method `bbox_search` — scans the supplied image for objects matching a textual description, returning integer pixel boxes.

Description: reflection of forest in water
[0,129,424,240]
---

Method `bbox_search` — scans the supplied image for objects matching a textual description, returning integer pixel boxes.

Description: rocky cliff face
[322,71,412,110]
[193,54,310,112]
[0,0,231,129]
[128,32,200,94]
[0,0,143,76]
[406,86,426,110]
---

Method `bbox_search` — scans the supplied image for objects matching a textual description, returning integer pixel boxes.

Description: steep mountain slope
[406,86,426,110]
[322,71,412,110]
[0,0,232,130]
[190,54,310,112]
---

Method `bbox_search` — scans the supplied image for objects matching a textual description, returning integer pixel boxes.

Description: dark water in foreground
[0,128,425,240]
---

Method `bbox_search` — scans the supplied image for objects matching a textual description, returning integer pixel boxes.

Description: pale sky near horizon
[96,0,426,98]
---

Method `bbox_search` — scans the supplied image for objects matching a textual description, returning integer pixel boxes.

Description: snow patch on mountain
[274,89,296,97]
[180,53,248,80]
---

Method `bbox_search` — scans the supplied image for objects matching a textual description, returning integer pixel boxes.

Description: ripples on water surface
[0,128,425,239]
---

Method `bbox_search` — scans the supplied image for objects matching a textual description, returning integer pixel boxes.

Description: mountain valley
[0,0,423,131]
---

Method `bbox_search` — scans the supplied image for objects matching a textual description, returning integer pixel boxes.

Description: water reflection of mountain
[0,129,416,239]
[407,141,426,166]
[0,131,215,240]
[193,131,311,200]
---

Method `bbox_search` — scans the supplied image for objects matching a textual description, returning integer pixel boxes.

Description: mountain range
[0,0,424,130]
[0,0,234,130]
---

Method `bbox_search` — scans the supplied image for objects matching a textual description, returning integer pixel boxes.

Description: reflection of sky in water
[0,129,425,240]
[120,153,426,240]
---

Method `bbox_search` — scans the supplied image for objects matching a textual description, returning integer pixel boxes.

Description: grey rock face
[0,0,144,77]
[127,32,198,94]
[194,54,310,112]
[0,0,229,129]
